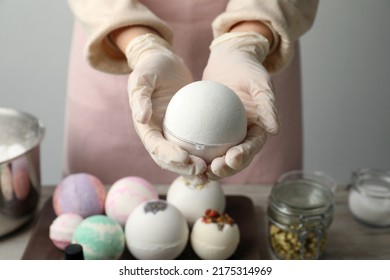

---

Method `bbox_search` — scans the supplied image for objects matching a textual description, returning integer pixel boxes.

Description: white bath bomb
[166,176,226,225]
[125,200,189,260]
[163,80,247,163]
[105,176,158,227]
[191,210,240,260]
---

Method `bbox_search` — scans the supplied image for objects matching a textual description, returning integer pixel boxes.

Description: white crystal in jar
[348,169,390,227]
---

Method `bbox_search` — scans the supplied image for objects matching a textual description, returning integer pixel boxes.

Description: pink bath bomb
[105,176,158,226]
[49,213,84,250]
[52,173,106,218]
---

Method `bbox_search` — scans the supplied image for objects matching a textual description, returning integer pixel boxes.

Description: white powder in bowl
[0,143,26,163]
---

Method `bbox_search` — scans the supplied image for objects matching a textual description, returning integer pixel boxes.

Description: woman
[64,0,318,184]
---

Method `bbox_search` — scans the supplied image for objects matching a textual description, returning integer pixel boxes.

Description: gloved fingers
[225,125,267,170]
[141,128,208,174]
[224,78,278,135]
[205,156,239,181]
[125,33,173,69]
[206,125,267,180]
[151,154,208,177]
[209,32,270,63]
[250,80,280,134]
[126,33,193,125]
[128,72,157,124]
[204,30,279,134]
[186,155,208,176]
[142,128,189,164]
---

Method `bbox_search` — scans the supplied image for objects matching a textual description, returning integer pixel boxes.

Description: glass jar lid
[272,179,333,214]
[351,168,390,199]
[268,171,336,227]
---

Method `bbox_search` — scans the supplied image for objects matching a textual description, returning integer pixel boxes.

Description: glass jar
[267,170,337,260]
[348,168,390,227]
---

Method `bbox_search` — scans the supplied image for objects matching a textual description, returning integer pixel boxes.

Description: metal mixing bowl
[0,107,45,237]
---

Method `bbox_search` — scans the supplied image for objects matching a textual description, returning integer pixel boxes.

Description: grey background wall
[1,1,389,186]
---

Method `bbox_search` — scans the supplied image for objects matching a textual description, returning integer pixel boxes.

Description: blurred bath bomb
[191,209,240,260]
[72,215,125,260]
[49,213,83,250]
[52,173,106,218]
[125,200,189,260]
[105,176,158,226]
[163,80,247,163]
[166,176,226,225]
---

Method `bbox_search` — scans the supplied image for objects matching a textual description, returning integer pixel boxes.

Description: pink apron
[64,0,302,184]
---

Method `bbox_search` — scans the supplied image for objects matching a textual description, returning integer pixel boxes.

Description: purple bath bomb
[52,173,107,218]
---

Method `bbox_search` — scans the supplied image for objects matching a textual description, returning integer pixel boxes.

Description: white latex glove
[202,31,279,181]
[126,33,207,177]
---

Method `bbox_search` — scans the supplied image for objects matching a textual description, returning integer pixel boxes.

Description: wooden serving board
[22,195,260,260]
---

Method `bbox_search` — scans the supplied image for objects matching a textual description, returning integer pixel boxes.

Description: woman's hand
[110,28,207,178]
[202,29,279,181]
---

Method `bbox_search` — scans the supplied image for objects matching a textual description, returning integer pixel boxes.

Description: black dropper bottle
[64,243,84,260]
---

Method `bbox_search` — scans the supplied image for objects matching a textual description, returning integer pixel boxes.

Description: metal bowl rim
[0,107,45,163]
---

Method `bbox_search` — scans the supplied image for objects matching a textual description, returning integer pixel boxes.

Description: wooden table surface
[0,184,389,260]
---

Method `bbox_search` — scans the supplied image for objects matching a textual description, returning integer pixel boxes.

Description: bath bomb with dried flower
[190,209,240,260]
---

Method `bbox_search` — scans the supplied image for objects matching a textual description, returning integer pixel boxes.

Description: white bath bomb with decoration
[166,176,226,225]
[163,80,247,163]
[105,176,158,227]
[125,200,189,260]
[191,209,240,260]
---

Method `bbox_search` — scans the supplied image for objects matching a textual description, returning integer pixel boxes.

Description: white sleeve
[68,0,173,74]
[212,0,319,73]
